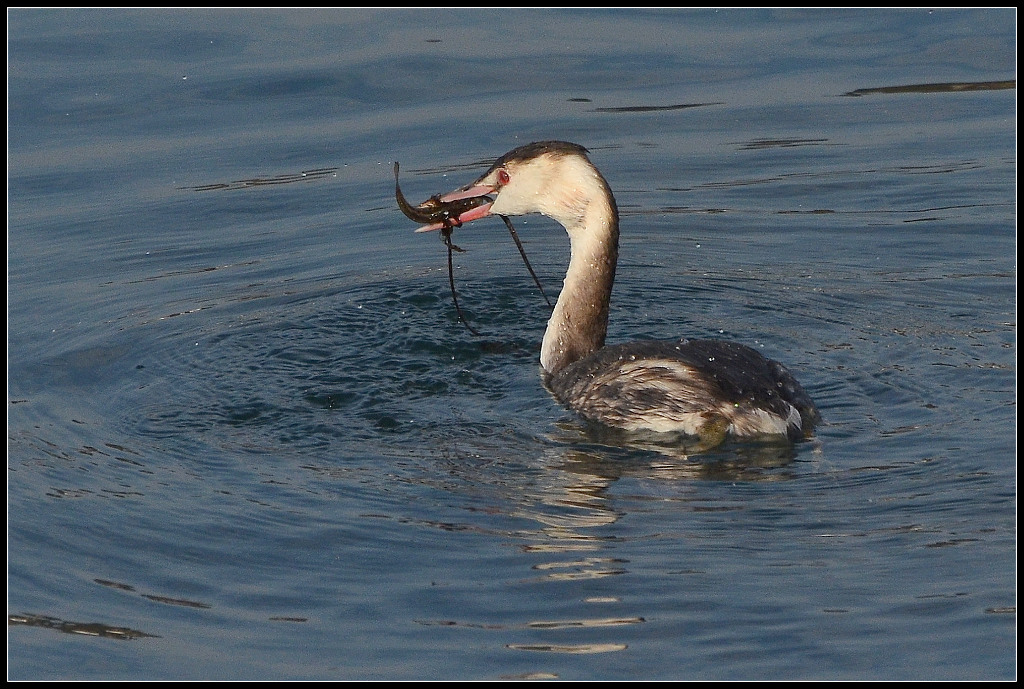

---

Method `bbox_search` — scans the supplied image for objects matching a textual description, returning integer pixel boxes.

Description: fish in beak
[393,162,494,232]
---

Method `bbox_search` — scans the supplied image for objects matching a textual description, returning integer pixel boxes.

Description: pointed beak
[438,183,496,203]
[414,182,497,233]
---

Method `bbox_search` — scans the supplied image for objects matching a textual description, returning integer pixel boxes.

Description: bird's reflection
[411,418,819,664]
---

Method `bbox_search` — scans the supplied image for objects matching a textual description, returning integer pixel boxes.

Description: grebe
[415,141,819,446]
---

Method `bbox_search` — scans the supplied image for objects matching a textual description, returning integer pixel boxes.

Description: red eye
[497,168,510,186]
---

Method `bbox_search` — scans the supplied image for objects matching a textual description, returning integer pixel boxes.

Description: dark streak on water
[842,79,1015,97]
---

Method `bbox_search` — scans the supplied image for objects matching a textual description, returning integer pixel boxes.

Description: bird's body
[546,338,816,444]
[415,141,819,445]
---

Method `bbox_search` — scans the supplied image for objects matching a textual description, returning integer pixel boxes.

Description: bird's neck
[540,187,619,375]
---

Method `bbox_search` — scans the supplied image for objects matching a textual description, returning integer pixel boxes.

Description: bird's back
[544,338,819,443]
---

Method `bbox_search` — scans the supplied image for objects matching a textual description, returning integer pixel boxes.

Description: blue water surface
[8,8,1016,680]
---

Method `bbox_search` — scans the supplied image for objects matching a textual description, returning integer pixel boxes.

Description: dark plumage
[546,339,819,443]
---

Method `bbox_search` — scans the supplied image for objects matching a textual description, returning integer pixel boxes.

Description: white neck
[539,178,619,375]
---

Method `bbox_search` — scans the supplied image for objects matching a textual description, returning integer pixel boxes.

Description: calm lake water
[8,8,1016,680]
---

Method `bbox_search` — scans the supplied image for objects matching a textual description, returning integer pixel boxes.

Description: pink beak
[414,183,497,233]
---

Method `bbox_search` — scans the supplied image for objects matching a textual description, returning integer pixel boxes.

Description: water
[8,8,1016,680]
